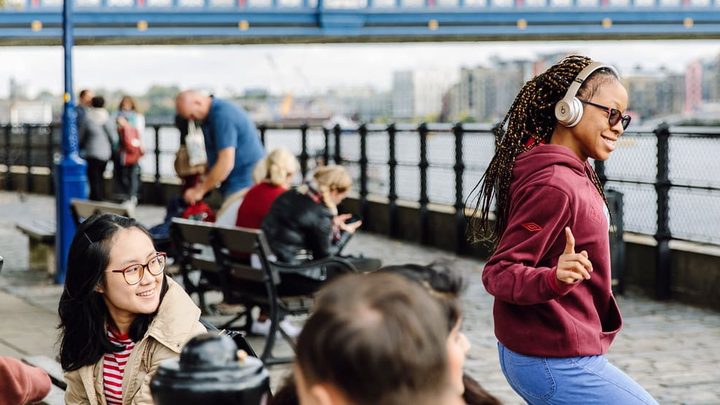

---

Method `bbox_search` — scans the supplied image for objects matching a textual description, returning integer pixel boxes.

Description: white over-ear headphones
[554,61,619,128]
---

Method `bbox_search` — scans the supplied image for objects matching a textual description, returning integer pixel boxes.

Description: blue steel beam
[1,6,720,43]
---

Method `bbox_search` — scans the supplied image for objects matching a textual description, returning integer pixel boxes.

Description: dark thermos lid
[151,333,270,405]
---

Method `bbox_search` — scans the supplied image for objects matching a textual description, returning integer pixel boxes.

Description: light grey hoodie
[79,108,117,161]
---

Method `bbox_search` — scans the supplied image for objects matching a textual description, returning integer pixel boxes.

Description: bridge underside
[1,9,720,45]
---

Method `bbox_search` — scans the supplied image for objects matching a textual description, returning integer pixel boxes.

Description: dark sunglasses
[579,100,631,130]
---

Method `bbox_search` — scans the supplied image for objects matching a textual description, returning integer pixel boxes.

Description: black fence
[2,121,720,258]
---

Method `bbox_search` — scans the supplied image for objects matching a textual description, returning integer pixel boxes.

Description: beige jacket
[64,277,206,405]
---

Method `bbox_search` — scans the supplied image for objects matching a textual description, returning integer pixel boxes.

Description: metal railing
[2,121,720,254]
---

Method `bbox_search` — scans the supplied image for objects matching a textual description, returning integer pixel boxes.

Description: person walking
[473,55,657,404]
[115,95,145,204]
[79,96,116,201]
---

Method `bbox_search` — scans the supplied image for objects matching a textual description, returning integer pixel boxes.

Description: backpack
[119,124,144,166]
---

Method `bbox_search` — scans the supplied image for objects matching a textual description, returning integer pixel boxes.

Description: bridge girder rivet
[428,19,439,30]
[137,20,148,31]
[31,20,42,32]
[239,20,250,30]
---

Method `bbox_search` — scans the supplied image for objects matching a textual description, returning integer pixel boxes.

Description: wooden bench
[16,219,56,274]
[170,218,223,315]
[23,355,65,405]
[171,218,358,365]
[70,198,133,227]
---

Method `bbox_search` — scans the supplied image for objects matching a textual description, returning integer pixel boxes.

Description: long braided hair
[470,55,617,248]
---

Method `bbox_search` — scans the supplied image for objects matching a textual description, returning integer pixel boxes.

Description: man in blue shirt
[176,90,265,204]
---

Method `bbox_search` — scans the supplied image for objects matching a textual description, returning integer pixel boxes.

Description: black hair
[58,213,168,372]
[268,374,298,405]
[471,55,618,248]
[379,262,503,405]
[379,261,464,332]
[90,96,105,109]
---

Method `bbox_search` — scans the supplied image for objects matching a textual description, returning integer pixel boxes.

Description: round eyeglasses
[109,252,167,285]
[579,99,631,130]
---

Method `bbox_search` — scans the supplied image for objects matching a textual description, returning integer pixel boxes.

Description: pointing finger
[564,227,575,255]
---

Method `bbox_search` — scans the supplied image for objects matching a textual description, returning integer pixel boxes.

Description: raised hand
[556,227,593,285]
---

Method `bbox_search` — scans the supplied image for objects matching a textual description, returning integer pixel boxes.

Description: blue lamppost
[55,0,88,284]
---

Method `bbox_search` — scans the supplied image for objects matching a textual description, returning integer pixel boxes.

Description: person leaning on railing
[58,214,206,405]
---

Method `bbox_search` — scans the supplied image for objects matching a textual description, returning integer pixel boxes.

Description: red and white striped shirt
[103,329,135,405]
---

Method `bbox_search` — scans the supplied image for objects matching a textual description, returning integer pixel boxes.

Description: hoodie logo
[522,222,542,232]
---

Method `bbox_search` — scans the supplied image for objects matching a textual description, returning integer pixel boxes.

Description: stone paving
[1,191,719,404]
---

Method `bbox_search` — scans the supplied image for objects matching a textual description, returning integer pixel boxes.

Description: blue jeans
[498,342,658,404]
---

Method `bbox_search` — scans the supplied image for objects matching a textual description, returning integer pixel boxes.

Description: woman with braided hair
[475,55,657,404]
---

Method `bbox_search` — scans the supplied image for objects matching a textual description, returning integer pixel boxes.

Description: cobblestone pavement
[1,192,719,404]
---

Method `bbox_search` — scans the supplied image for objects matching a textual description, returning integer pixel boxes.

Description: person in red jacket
[236,147,299,229]
[0,356,51,404]
[472,55,656,404]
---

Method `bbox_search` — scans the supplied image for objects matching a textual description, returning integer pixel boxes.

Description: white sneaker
[250,318,272,336]
[279,319,302,339]
[250,318,302,339]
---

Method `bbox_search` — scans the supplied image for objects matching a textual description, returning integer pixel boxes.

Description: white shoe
[250,318,272,336]
[279,319,302,339]
[250,318,302,339]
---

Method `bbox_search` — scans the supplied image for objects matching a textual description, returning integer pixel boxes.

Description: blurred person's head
[175,90,212,121]
[379,262,501,405]
[90,96,105,109]
[119,95,138,112]
[58,214,169,372]
[78,89,94,107]
[294,272,461,405]
[311,165,352,212]
[379,262,467,394]
[252,148,300,187]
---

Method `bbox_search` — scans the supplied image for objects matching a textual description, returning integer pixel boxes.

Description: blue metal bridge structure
[3,0,720,44]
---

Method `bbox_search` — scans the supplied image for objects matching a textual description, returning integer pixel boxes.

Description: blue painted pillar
[55,0,87,284]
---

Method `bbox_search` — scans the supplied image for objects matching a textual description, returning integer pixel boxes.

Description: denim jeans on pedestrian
[498,342,658,405]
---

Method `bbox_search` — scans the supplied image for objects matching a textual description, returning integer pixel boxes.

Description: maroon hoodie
[482,144,622,357]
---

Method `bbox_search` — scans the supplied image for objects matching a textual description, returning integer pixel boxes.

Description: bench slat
[16,221,55,243]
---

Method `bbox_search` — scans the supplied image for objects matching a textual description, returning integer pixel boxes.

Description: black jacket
[261,189,339,264]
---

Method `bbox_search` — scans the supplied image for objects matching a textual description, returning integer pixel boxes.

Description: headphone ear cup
[565,97,584,127]
[555,99,576,127]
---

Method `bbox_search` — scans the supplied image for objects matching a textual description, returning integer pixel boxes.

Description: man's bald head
[176,90,211,121]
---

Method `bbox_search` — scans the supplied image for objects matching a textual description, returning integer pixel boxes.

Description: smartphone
[345,214,362,224]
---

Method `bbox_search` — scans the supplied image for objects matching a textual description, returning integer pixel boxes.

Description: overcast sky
[2,39,719,98]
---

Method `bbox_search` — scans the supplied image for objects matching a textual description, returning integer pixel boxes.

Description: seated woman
[262,164,380,273]
[235,147,300,229]
[294,272,464,405]
[59,214,206,404]
[379,262,502,405]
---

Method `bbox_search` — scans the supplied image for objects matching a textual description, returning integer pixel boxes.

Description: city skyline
[3,39,720,99]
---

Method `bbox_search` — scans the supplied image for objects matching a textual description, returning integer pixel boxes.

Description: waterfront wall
[3,170,718,311]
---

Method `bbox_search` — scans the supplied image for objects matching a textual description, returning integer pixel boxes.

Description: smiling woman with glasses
[58,214,205,405]
[473,55,658,404]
